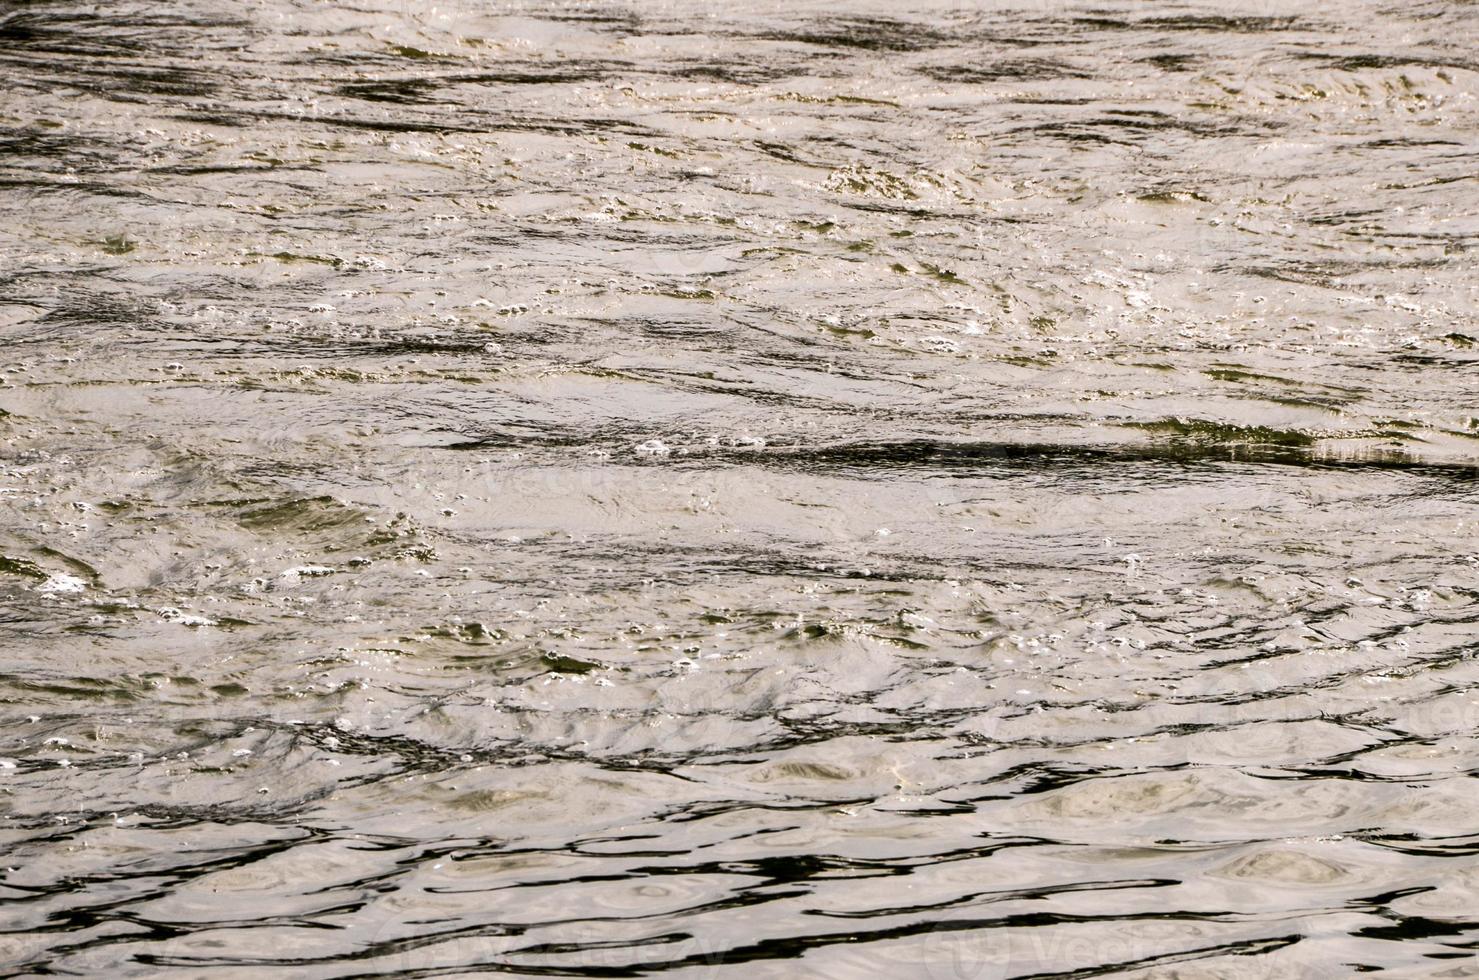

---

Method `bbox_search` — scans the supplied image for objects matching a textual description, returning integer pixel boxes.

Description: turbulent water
[1,0,1477,975]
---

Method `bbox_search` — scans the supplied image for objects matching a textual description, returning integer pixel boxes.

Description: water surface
[1,0,1478,975]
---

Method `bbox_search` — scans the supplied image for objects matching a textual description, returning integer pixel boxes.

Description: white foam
[635,439,671,456]
[37,573,86,595]
[158,607,216,627]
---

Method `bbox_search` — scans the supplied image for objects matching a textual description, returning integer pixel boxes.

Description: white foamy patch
[158,607,216,627]
[37,573,86,595]
[634,439,671,457]
[918,336,961,354]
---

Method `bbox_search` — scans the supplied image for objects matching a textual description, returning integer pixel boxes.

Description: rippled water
[2,0,1477,975]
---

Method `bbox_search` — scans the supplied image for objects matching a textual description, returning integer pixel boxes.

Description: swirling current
[1,0,1477,976]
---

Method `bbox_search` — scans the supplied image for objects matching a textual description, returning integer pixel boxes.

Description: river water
[1,0,1477,976]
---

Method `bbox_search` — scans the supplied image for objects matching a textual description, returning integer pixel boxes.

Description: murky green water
[2,0,1477,976]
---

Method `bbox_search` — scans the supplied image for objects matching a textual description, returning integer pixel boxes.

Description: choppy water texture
[1,0,1478,975]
